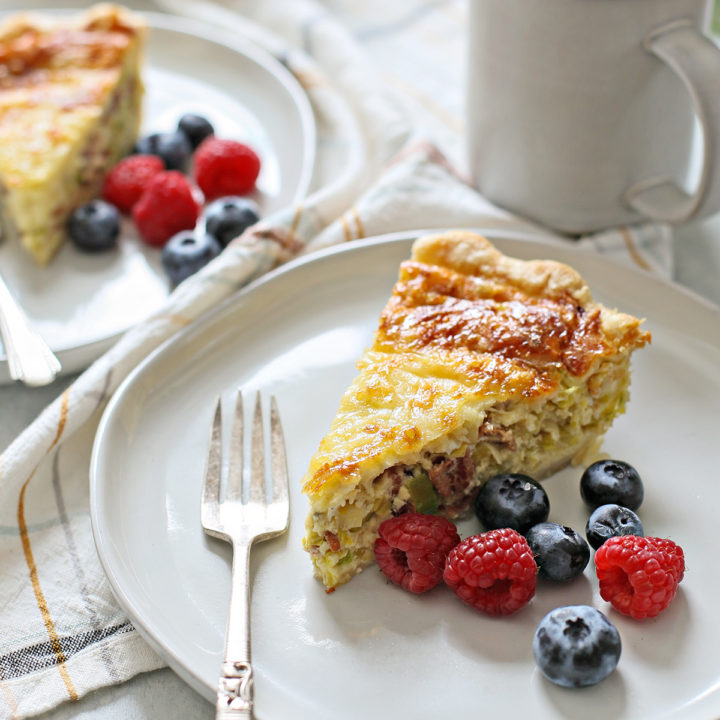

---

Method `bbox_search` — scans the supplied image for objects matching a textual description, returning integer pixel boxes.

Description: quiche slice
[302,231,651,591]
[0,4,146,264]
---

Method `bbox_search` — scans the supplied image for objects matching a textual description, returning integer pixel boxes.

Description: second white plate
[91,230,720,720]
[0,10,315,383]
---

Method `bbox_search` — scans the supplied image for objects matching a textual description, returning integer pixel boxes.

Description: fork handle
[216,540,254,719]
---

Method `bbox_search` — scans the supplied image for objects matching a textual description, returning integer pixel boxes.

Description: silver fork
[0,272,61,386]
[202,391,290,719]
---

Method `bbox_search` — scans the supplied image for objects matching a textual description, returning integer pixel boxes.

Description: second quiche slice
[0,4,146,264]
[302,231,650,591]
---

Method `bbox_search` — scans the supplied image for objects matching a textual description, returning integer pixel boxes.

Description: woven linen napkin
[0,0,675,717]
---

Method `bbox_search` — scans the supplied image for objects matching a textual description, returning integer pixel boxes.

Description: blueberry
[161,230,221,286]
[67,200,120,252]
[533,605,621,688]
[203,196,260,247]
[526,522,590,581]
[177,113,215,149]
[585,503,643,550]
[474,473,549,534]
[581,459,644,510]
[134,131,192,171]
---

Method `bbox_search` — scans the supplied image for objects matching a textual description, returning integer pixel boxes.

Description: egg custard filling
[0,4,146,264]
[302,231,650,591]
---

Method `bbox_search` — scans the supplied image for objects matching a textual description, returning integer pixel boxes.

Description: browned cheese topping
[376,261,616,392]
[0,14,137,91]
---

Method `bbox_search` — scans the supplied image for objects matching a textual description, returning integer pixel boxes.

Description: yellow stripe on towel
[16,389,78,700]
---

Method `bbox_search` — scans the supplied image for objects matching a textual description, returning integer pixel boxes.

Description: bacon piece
[478,422,517,450]
[324,531,340,552]
[428,449,476,509]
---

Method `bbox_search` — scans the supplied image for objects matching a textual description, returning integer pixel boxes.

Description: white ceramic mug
[467,0,720,233]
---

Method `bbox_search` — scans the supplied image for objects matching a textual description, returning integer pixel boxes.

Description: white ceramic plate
[0,10,315,384]
[91,231,720,720]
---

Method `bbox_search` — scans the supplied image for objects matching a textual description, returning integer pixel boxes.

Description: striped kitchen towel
[0,0,674,717]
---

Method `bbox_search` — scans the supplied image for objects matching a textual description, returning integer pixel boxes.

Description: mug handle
[624,19,720,223]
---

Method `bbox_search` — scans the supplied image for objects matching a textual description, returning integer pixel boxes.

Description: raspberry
[194,137,261,200]
[374,513,460,594]
[443,528,537,615]
[595,535,685,619]
[102,155,165,213]
[132,171,200,247]
[649,537,685,584]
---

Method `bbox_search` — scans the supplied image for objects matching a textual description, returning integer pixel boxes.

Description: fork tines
[201,390,289,541]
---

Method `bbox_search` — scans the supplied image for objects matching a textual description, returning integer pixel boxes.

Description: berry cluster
[582,459,645,550]
[66,113,262,286]
[372,457,685,689]
[374,515,537,616]
[473,472,591,583]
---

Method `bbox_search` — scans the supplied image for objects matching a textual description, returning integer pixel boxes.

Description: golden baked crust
[302,231,650,590]
[0,4,146,264]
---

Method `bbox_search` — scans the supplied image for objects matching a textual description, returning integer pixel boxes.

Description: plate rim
[0,8,316,380]
[139,9,317,206]
[90,227,720,710]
